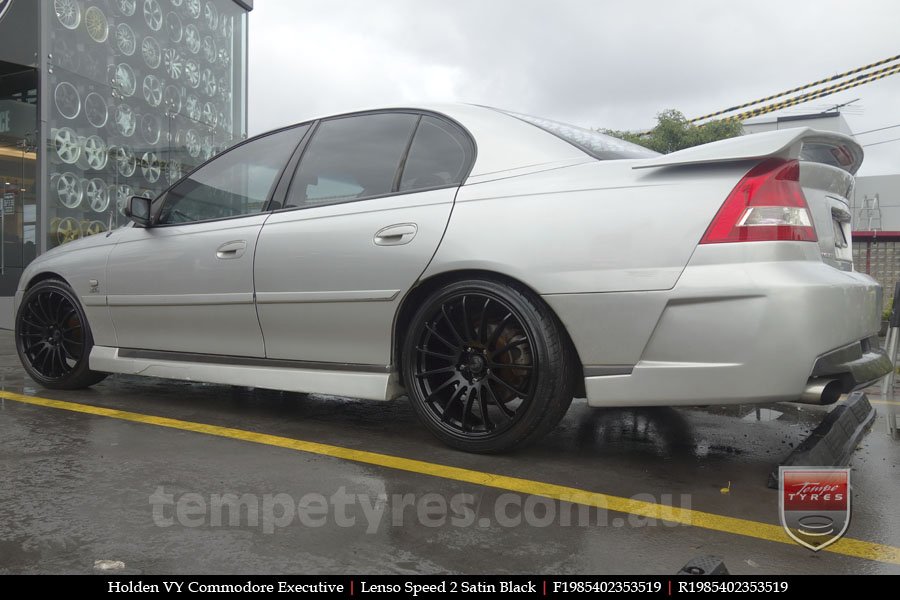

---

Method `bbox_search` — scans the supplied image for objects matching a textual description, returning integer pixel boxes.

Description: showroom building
[0,0,251,326]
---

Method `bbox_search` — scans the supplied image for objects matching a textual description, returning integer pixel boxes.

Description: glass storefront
[45,0,248,249]
[0,0,39,298]
[0,68,37,292]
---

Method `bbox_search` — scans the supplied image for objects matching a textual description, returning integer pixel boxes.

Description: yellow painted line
[870,399,900,407]
[2,389,899,566]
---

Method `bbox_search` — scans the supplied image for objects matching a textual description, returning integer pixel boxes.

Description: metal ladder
[858,194,883,231]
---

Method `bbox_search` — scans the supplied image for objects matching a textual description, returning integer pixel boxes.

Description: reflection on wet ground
[0,332,897,575]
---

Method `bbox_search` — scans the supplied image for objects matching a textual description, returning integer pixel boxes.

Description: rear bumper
[546,243,890,407]
[811,337,892,391]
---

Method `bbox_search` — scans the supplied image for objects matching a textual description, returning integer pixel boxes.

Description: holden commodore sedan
[14,104,891,452]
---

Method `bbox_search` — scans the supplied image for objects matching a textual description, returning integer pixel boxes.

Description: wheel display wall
[48,0,247,248]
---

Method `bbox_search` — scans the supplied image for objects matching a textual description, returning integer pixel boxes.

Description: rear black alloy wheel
[403,279,575,453]
[15,279,107,389]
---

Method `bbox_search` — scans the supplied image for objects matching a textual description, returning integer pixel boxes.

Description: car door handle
[374,223,418,246]
[216,240,247,259]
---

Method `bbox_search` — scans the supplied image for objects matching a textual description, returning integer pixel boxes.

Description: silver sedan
[14,104,891,452]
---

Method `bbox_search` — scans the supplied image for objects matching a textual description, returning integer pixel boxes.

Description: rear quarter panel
[422,160,753,367]
[425,160,752,294]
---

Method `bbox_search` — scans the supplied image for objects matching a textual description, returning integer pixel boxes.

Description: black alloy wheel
[403,278,575,453]
[15,279,107,389]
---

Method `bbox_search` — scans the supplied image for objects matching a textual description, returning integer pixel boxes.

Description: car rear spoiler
[632,127,864,175]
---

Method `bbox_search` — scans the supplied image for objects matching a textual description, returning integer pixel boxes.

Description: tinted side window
[400,117,473,192]
[286,113,418,208]
[158,125,308,225]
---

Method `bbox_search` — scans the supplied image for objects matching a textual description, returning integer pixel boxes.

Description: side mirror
[124,196,152,227]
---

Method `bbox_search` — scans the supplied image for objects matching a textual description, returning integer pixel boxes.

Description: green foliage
[884,297,893,321]
[603,109,744,154]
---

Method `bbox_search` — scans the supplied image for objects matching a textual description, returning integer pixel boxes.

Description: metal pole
[881,282,900,437]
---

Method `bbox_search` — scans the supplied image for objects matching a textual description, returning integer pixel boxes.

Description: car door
[255,112,475,367]
[106,125,308,357]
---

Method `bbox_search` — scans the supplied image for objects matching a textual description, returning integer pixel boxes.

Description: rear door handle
[216,240,247,259]
[374,223,418,246]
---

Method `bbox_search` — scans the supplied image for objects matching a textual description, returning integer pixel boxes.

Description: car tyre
[402,278,575,453]
[15,278,108,390]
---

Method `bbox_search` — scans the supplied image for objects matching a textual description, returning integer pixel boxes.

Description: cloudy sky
[248,0,900,176]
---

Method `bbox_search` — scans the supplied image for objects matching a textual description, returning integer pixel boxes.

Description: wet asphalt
[0,331,897,575]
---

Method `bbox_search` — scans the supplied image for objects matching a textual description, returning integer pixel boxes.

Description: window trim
[391,115,423,193]
[149,122,312,228]
[272,108,477,215]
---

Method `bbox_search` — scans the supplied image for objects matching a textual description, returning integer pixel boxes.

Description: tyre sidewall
[402,279,570,453]
[15,279,99,389]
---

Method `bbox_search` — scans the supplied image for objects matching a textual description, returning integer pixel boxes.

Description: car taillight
[700,158,817,244]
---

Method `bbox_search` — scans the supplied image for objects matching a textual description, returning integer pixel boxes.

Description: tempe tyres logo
[779,467,851,551]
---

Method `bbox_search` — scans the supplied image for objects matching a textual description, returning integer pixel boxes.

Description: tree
[603,109,743,154]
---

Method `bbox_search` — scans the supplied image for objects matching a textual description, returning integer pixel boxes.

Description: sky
[247,0,900,176]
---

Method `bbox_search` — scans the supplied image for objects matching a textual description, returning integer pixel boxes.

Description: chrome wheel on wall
[185,0,201,19]
[142,36,162,69]
[85,6,109,43]
[201,102,217,128]
[184,24,201,54]
[184,128,200,157]
[55,172,83,208]
[166,12,184,44]
[84,92,109,128]
[184,60,200,88]
[402,279,575,453]
[200,68,216,98]
[185,94,201,121]
[166,11,183,42]
[113,63,137,97]
[115,23,137,56]
[85,178,110,212]
[201,36,216,64]
[165,159,182,183]
[141,151,161,183]
[115,184,134,215]
[143,74,163,107]
[144,0,163,31]
[164,48,184,79]
[112,145,137,177]
[82,135,109,170]
[54,0,81,30]
[114,104,136,137]
[83,221,106,237]
[53,128,82,164]
[55,217,82,245]
[84,221,107,236]
[203,1,218,30]
[54,82,81,120]
[116,0,137,17]
[163,84,182,114]
[141,113,162,145]
[15,279,108,389]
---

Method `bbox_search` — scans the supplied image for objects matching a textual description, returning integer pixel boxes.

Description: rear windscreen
[498,109,660,160]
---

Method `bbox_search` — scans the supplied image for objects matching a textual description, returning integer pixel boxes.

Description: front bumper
[545,243,889,407]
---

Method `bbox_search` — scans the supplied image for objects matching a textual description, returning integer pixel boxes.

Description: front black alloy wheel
[403,278,575,453]
[15,278,107,389]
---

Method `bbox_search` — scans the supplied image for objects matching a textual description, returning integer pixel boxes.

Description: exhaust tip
[798,378,844,405]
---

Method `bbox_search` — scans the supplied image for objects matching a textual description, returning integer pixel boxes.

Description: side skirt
[89,346,404,401]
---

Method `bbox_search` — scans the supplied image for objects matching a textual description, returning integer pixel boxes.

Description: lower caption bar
[1,575,868,595]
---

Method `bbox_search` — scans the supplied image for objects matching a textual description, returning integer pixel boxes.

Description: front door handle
[216,240,247,259]
[374,223,418,246]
